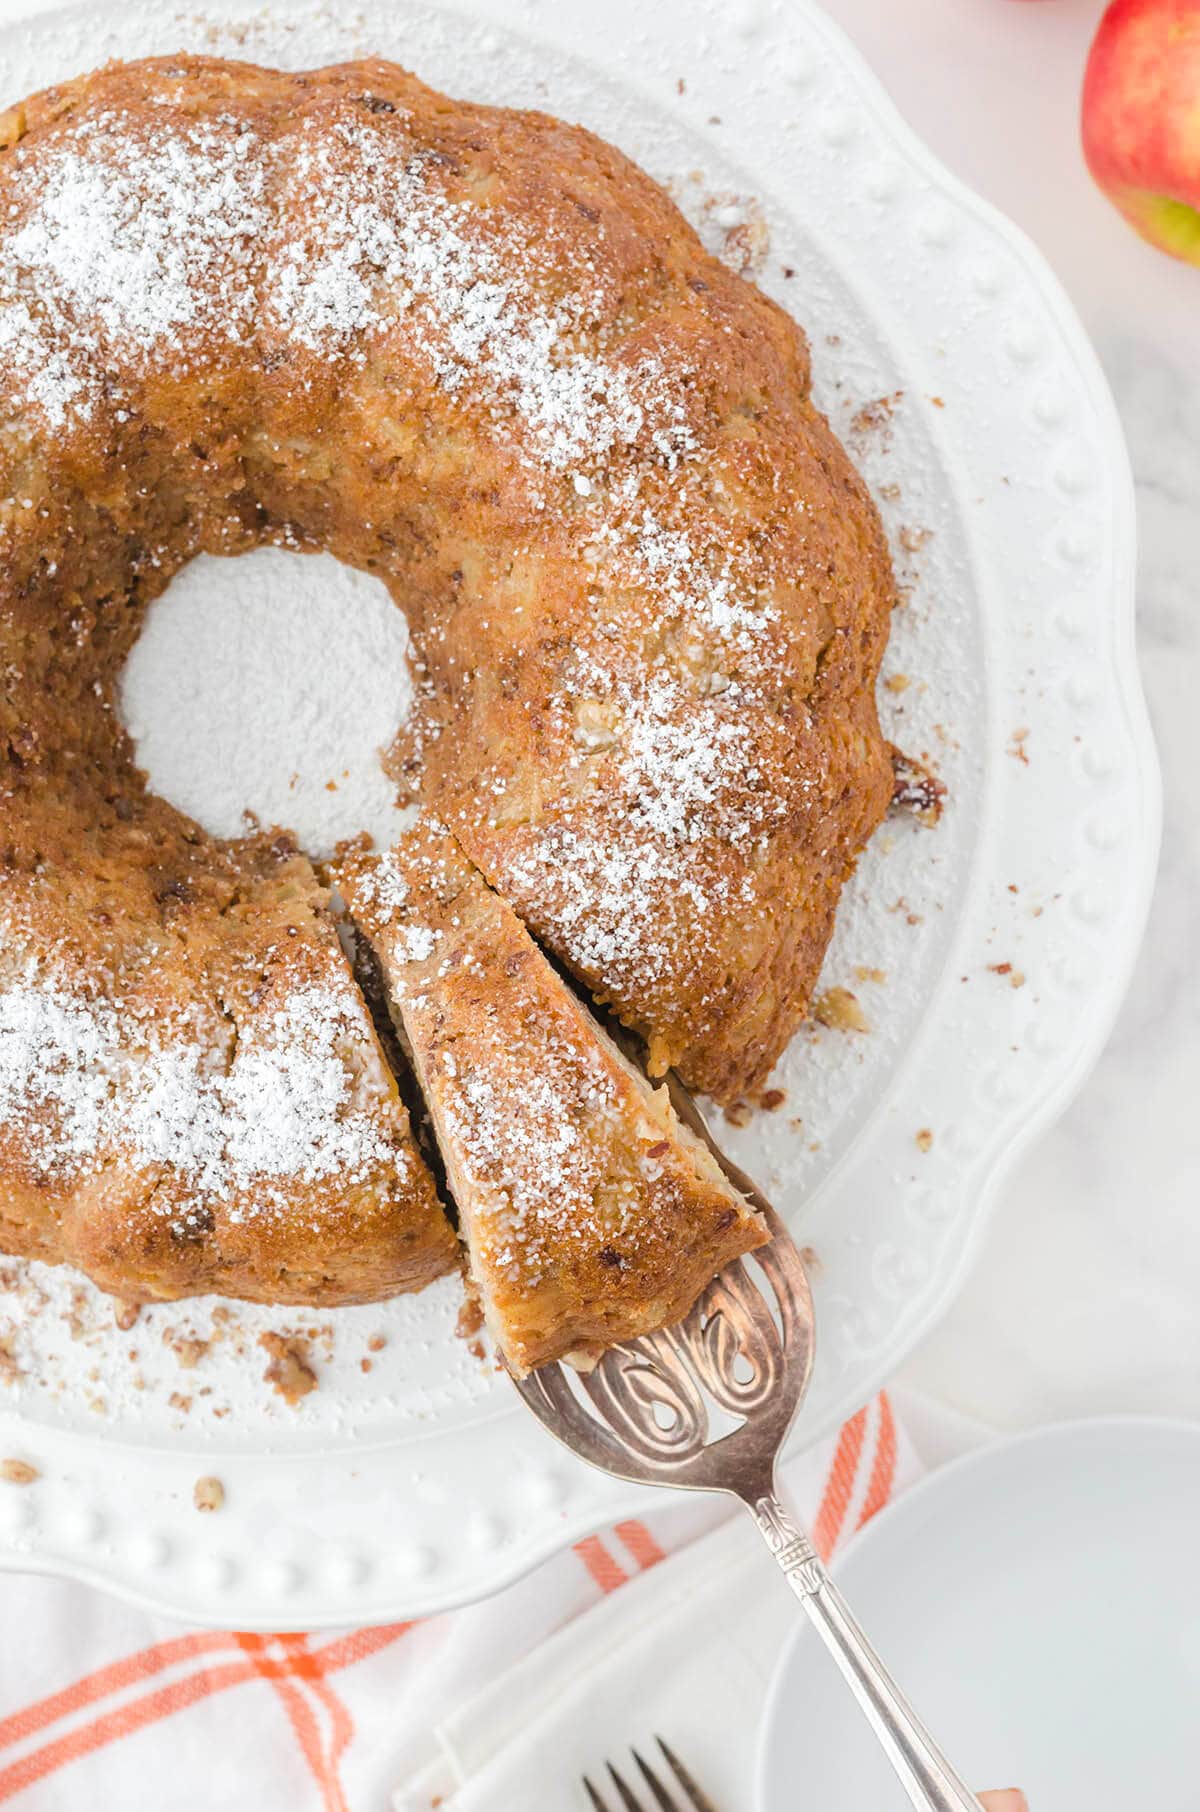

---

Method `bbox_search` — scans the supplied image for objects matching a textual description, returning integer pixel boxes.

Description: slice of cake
[338,826,766,1375]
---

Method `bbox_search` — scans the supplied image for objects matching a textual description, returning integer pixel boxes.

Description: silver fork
[515,1066,985,1812]
[584,1736,717,1811]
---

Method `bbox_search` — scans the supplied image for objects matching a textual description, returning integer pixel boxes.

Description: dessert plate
[0,0,1157,1625]
[757,1418,1200,1810]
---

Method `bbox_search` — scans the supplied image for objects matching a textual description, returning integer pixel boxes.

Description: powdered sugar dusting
[345,844,444,964]
[1,90,801,1011]
[272,118,667,474]
[0,65,850,1261]
[0,299,84,428]
[0,956,405,1213]
[433,1022,642,1281]
[9,116,265,349]
[369,861,710,1288]
[267,121,801,1007]
[494,820,752,1014]
[1,114,267,424]
[489,654,782,1002]
[0,977,112,1166]
[347,853,413,921]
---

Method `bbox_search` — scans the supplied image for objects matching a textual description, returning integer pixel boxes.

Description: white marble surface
[825,0,1200,1427]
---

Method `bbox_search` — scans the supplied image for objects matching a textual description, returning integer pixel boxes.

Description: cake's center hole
[120,548,415,859]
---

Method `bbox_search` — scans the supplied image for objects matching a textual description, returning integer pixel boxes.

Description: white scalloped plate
[0,0,1157,1627]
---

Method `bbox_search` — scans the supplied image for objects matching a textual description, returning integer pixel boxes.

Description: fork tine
[631,1745,685,1812]
[583,1775,612,1812]
[607,1759,649,1811]
[656,1737,720,1812]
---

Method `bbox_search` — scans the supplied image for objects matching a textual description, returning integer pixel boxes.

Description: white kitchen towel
[0,1391,987,1809]
[390,1388,956,1811]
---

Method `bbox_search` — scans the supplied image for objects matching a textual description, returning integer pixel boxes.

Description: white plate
[758,1418,1200,1810]
[0,0,1158,1626]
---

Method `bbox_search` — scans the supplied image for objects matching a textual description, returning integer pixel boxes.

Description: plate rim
[782,0,1159,1418]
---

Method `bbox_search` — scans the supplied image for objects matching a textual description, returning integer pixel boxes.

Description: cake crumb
[854,965,887,985]
[1,1458,38,1485]
[64,1287,89,1341]
[165,1331,211,1370]
[259,1332,318,1405]
[757,1088,787,1113]
[723,1099,754,1128]
[721,213,769,277]
[915,1128,934,1153]
[0,1335,21,1387]
[813,987,870,1034]
[884,672,910,694]
[890,749,946,827]
[113,1301,140,1331]
[455,1298,485,1343]
[193,1475,224,1513]
[849,391,903,444]
[367,1333,387,1353]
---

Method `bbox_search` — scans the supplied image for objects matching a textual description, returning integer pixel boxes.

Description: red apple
[1082,0,1200,265]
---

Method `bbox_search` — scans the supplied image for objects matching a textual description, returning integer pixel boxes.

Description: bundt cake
[0,53,894,1323]
[339,828,766,1373]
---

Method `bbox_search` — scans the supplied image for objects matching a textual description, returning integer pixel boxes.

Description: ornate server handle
[748,1490,985,1812]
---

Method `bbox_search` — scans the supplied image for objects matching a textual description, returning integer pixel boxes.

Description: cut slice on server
[338,826,766,1375]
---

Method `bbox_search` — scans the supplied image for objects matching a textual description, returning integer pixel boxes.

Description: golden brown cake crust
[0,52,892,1307]
[339,829,766,1374]
[0,792,457,1305]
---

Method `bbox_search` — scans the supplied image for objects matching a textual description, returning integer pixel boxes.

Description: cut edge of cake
[336,825,767,1376]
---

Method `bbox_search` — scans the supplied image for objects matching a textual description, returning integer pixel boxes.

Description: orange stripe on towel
[279,1634,356,1807]
[0,1630,238,1749]
[857,1391,898,1531]
[574,1535,630,1593]
[308,1621,415,1673]
[0,1620,415,1806]
[813,1407,869,1561]
[0,1655,263,1803]
[235,1634,349,1812]
[615,1519,666,1571]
